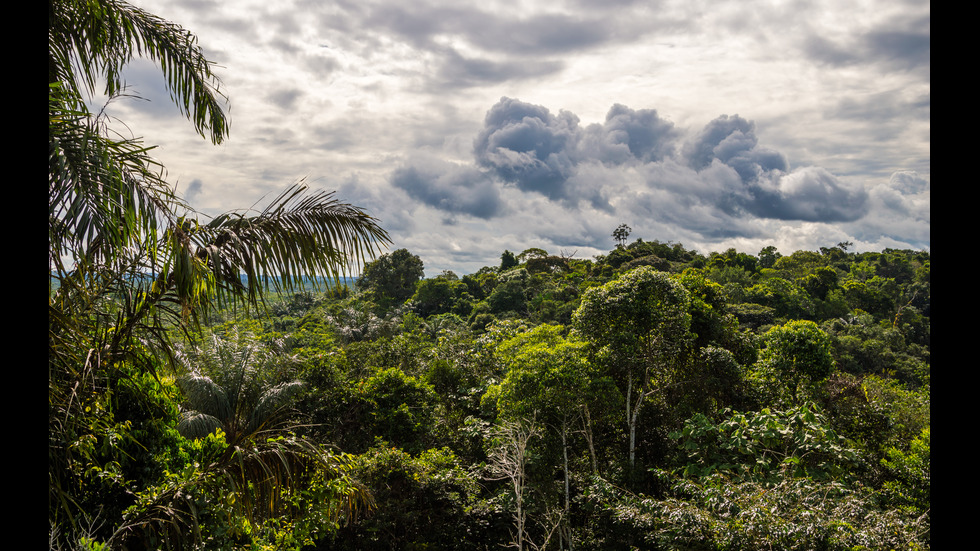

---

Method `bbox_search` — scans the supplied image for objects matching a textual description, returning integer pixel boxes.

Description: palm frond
[176,411,225,440]
[176,374,231,423]
[192,181,391,306]
[247,381,306,435]
[216,438,374,527]
[49,93,177,270]
[49,0,229,144]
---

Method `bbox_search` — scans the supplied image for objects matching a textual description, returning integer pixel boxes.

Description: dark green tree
[358,367,438,454]
[327,445,489,551]
[356,248,425,310]
[758,245,781,269]
[753,320,836,405]
[500,249,519,270]
[488,279,528,315]
[410,275,473,318]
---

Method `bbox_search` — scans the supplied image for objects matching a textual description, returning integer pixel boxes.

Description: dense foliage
[49,3,929,549]
[279,242,929,551]
[55,239,930,549]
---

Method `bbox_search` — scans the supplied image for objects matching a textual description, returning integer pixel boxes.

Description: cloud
[673,114,869,222]
[472,12,617,55]
[802,13,930,75]
[106,0,927,274]
[887,170,929,195]
[348,1,628,57]
[682,114,787,176]
[266,87,304,110]
[860,171,928,230]
[182,178,204,204]
[473,97,581,202]
[467,98,870,227]
[578,104,680,165]
[435,47,565,88]
[390,155,505,219]
[749,167,869,222]
[831,169,929,251]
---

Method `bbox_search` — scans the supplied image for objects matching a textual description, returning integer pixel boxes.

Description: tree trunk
[580,405,598,475]
[562,418,572,550]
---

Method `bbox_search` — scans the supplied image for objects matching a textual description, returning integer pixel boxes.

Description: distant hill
[50,273,359,294]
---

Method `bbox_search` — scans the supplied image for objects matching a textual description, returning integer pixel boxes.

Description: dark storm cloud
[680,114,867,222]
[682,114,787,176]
[579,104,680,164]
[472,99,681,205]
[473,98,581,202]
[390,156,505,219]
[467,98,869,225]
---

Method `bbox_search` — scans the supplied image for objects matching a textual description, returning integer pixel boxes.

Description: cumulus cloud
[473,97,581,202]
[853,170,929,241]
[750,167,869,222]
[829,184,927,252]
[468,98,871,225]
[887,170,929,195]
[682,114,788,176]
[391,96,878,246]
[100,0,927,275]
[578,104,680,165]
[676,115,869,222]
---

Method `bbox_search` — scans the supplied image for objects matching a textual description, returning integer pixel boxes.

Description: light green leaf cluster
[670,403,860,482]
[489,324,594,422]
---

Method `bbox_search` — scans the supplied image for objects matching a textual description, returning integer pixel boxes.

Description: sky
[99,0,930,276]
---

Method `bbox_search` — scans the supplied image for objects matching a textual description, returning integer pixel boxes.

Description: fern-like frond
[247,380,306,436]
[176,411,224,440]
[176,374,231,423]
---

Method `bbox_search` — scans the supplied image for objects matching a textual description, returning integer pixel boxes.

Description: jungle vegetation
[49,2,930,549]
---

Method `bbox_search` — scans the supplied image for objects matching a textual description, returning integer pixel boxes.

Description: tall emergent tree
[573,266,693,471]
[49,0,388,546]
[612,223,632,248]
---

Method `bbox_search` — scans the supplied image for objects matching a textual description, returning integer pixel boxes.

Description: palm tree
[174,330,303,442]
[49,0,387,546]
[49,0,390,362]
[139,330,373,545]
[49,0,228,283]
